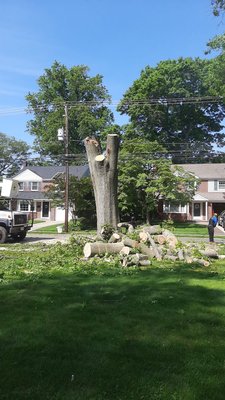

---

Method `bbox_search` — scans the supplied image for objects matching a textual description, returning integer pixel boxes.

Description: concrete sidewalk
[30,220,63,231]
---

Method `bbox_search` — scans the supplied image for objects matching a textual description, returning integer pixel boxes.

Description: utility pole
[64,103,69,233]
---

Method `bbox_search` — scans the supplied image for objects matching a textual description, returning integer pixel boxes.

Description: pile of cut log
[82,224,223,268]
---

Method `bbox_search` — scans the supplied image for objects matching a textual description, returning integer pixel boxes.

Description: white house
[9,165,89,222]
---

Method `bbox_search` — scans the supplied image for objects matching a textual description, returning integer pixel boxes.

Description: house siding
[10,165,89,222]
[198,180,208,192]
[161,163,225,222]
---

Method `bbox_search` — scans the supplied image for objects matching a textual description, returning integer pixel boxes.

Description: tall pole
[64,103,69,233]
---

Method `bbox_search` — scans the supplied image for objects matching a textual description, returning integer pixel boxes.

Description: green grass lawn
[1,241,225,399]
[32,224,63,233]
[172,222,210,236]
[31,224,95,235]
[32,221,224,238]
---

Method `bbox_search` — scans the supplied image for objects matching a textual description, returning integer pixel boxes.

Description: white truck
[0,178,33,243]
[0,208,32,243]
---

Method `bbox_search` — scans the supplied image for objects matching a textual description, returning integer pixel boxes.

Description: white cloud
[0,88,26,97]
[0,63,41,77]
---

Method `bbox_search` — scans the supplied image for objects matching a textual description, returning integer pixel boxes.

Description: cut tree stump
[139,232,149,243]
[122,237,139,248]
[138,243,156,259]
[162,229,178,248]
[146,233,162,260]
[108,233,121,243]
[200,249,218,259]
[154,234,166,245]
[128,253,149,265]
[83,242,124,258]
[193,258,210,267]
[120,246,131,256]
[143,225,162,235]
[84,134,120,236]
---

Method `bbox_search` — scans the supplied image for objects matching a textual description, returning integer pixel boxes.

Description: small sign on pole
[57,128,64,141]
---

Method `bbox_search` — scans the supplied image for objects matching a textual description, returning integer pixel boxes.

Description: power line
[0,96,224,116]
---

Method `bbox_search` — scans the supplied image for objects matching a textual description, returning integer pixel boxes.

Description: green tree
[117,58,225,162]
[26,61,113,157]
[211,0,225,16]
[205,41,225,115]
[45,175,96,228]
[118,138,198,222]
[0,132,31,177]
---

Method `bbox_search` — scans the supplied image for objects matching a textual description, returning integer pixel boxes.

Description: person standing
[208,213,218,242]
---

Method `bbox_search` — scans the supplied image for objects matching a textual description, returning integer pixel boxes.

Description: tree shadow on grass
[1,268,225,400]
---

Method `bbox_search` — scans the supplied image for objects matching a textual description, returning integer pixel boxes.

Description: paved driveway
[25,232,71,245]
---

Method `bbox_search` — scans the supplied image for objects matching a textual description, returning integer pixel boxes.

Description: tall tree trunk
[84,134,120,236]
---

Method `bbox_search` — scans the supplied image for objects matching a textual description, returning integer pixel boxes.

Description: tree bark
[154,235,166,245]
[108,233,121,243]
[143,225,162,235]
[84,134,120,236]
[83,242,124,258]
[122,237,139,248]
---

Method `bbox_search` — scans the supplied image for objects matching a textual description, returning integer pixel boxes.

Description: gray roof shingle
[14,191,48,200]
[16,165,90,180]
[177,163,225,179]
[195,191,225,201]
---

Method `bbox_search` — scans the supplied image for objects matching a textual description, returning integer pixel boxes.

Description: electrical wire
[0,96,224,116]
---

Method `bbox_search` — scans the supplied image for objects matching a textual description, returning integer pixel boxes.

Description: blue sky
[0,0,224,146]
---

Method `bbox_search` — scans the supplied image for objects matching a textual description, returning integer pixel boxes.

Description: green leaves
[118,138,197,221]
[26,61,113,157]
[211,0,225,16]
[45,175,96,228]
[117,58,225,162]
[0,132,31,177]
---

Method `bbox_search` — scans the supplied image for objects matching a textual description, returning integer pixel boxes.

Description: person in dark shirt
[208,213,218,242]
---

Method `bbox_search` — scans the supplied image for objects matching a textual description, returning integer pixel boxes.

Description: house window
[219,181,225,190]
[19,201,29,211]
[18,182,24,191]
[19,201,36,212]
[163,202,186,214]
[31,182,39,191]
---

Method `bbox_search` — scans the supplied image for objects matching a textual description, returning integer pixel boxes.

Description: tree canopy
[117,57,225,162]
[118,138,197,222]
[0,132,31,177]
[211,0,225,15]
[26,61,113,158]
[45,175,96,228]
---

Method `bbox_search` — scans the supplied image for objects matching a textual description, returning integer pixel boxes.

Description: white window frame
[31,182,39,191]
[219,180,225,190]
[19,201,29,211]
[18,182,24,191]
[19,201,36,212]
[163,201,187,214]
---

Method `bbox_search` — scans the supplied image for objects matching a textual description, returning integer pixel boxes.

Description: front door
[42,201,50,218]
[193,202,201,219]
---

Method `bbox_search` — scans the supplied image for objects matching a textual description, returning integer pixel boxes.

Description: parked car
[218,210,225,229]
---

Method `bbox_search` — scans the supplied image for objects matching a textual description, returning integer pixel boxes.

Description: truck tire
[12,232,27,242]
[0,226,7,243]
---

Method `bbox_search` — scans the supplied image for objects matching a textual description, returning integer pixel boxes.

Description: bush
[69,217,87,231]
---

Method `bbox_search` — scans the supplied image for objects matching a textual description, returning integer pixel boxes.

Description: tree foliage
[45,175,96,228]
[26,61,113,158]
[117,58,225,162]
[0,132,31,177]
[118,138,198,222]
[211,0,225,16]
